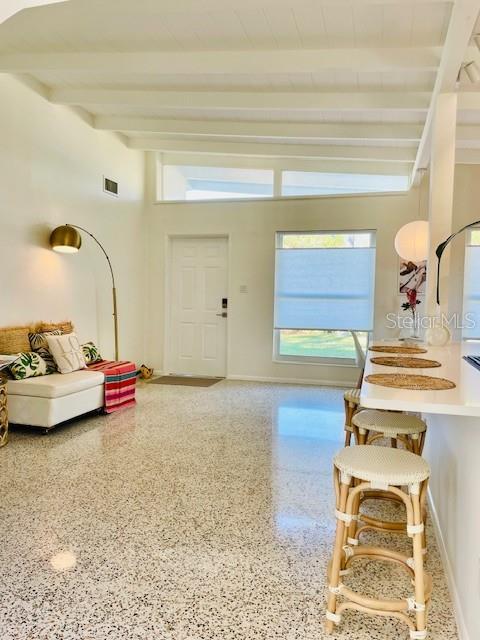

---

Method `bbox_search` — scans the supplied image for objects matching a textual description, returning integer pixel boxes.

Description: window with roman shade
[273,231,376,363]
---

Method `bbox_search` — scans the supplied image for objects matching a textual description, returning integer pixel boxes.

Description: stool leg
[346,478,361,544]
[420,481,428,554]
[419,430,426,455]
[410,482,428,636]
[358,428,368,445]
[411,434,420,456]
[344,399,355,447]
[326,473,351,634]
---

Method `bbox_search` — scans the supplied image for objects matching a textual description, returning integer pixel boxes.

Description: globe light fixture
[394,220,429,262]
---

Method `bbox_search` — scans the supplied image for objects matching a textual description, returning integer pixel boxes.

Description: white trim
[227,374,354,387]
[272,357,358,368]
[157,152,412,176]
[427,487,468,640]
[129,137,416,162]
[153,189,410,207]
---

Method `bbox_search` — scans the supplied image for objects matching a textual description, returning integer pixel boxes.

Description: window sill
[153,190,408,206]
[272,357,359,368]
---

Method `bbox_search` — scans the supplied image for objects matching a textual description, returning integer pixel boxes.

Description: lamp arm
[66,223,116,290]
[435,219,480,305]
[66,223,119,360]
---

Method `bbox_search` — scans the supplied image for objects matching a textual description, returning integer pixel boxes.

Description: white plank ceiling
[1,0,480,181]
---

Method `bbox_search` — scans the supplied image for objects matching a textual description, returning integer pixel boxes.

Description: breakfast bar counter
[360,341,480,417]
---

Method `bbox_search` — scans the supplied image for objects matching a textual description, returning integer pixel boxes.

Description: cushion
[46,333,86,374]
[36,321,73,334]
[36,347,57,374]
[29,329,62,351]
[30,330,65,374]
[7,370,105,399]
[334,445,430,486]
[0,322,73,356]
[82,341,102,364]
[9,352,48,380]
[0,326,31,355]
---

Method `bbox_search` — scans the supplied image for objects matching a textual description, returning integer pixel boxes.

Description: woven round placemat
[369,345,427,355]
[370,356,441,369]
[365,373,455,391]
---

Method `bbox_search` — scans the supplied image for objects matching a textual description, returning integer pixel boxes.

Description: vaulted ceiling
[1,0,480,184]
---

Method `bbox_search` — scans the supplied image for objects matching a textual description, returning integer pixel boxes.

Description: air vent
[103,177,118,197]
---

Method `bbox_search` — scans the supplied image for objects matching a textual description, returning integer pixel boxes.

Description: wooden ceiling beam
[0,47,441,74]
[127,136,416,162]
[95,116,424,142]
[51,88,431,111]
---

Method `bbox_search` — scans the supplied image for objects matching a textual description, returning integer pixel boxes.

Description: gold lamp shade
[50,225,82,253]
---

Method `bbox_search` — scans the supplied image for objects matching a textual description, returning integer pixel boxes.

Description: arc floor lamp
[50,224,119,360]
[435,219,480,305]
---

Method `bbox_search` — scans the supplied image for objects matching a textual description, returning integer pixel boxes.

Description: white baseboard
[427,488,469,640]
[227,374,353,387]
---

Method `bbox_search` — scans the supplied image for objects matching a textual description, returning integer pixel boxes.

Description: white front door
[168,237,228,377]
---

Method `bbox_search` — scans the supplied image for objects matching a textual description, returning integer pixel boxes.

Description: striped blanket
[87,360,137,413]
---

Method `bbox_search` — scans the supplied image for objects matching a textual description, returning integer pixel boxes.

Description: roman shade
[274,246,376,332]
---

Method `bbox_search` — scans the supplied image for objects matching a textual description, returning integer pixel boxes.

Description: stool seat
[353,409,426,436]
[344,388,361,405]
[334,445,430,487]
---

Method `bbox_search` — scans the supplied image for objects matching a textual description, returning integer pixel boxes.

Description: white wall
[0,75,146,363]
[423,163,480,640]
[146,155,427,385]
[424,412,480,640]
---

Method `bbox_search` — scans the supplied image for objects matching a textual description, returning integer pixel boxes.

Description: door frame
[164,234,231,377]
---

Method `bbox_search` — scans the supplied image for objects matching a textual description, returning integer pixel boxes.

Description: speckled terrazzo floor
[0,381,458,640]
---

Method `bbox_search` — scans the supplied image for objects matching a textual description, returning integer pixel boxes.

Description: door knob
[216,312,228,318]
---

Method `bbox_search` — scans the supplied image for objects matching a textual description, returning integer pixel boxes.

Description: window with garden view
[274,231,376,364]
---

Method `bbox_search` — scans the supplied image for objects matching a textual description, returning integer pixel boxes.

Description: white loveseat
[7,369,105,432]
[0,321,105,433]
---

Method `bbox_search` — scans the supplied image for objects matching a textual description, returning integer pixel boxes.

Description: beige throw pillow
[46,333,87,374]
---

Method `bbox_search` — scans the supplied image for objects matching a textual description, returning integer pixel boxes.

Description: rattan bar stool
[326,445,431,639]
[343,388,362,446]
[352,409,427,454]
[349,409,428,546]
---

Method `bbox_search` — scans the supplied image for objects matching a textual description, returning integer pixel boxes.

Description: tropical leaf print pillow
[36,347,57,374]
[82,342,102,364]
[10,352,48,380]
[28,329,62,351]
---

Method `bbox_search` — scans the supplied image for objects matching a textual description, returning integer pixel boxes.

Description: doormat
[150,376,224,387]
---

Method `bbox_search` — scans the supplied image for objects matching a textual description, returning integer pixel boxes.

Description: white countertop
[360,341,480,417]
